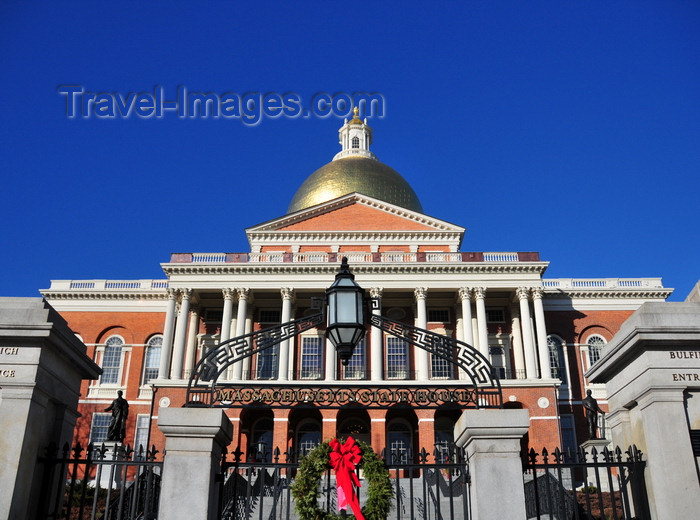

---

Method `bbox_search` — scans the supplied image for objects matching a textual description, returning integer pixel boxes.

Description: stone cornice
[246,193,465,233]
[161,262,549,277]
[39,290,169,301]
[544,289,673,300]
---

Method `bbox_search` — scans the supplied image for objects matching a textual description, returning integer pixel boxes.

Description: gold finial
[353,106,359,118]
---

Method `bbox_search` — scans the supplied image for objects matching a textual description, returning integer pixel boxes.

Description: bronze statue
[105,390,129,442]
[582,389,605,439]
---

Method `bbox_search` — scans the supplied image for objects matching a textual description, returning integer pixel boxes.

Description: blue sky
[1,1,698,300]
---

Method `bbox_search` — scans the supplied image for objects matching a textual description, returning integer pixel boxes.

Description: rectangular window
[134,414,150,453]
[428,309,450,323]
[486,308,505,323]
[259,310,281,323]
[204,309,223,322]
[431,353,452,379]
[301,336,323,379]
[344,338,366,379]
[386,337,408,379]
[90,413,111,444]
[560,415,578,455]
[101,344,123,385]
[489,345,506,379]
[256,343,278,380]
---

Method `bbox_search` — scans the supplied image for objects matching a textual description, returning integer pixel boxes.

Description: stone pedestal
[158,408,233,520]
[587,302,700,520]
[0,298,101,520]
[580,439,613,492]
[454,408,530,520]
[93,442,126,489]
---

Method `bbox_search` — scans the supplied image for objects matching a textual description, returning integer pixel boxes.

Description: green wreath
[291,439,393,520]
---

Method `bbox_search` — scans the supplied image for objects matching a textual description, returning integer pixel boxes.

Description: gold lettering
[1,369,15,377]
[218,390,233,401]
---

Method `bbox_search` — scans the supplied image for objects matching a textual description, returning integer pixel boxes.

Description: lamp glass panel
[336,291,359,322]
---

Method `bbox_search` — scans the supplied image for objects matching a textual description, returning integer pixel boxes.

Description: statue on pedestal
[582,389,605,439]
[105,390,129,442]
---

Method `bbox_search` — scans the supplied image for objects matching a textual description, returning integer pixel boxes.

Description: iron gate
[37,442,162,520]
[524,445,649,520]
[218,445,471,520]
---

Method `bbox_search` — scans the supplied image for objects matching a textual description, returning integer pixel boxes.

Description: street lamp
[325,257,366,366]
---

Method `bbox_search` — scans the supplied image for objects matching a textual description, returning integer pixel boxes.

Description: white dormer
[333,107,377,161]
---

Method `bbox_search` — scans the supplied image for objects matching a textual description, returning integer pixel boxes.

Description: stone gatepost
[0,298,101,520]
[158,408,233,520]
[587,302,700,520]
[454,408,530,520]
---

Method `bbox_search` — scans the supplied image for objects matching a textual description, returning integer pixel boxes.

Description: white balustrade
[542,278,664,289]
[191,253,227,263]
[483,252,519,262]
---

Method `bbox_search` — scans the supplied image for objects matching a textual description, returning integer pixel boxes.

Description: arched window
[387,420,413,464]
[547,335,566,384]
[143,335,162,384]
[352,136,360,149]
[296,420,321,458]
[587,335,606,366]
[101,336,124,385]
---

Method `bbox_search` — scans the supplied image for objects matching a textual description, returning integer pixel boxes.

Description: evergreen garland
[291,439,393,520]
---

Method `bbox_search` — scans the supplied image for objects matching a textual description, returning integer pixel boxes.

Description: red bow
[329,437,364,520]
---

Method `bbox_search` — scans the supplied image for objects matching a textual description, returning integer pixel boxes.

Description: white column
[510,304,525,379]
[184,305,199,379]
[171,289,192,380]
[517,287,537,378]
[532,287,552,379]
[324,339,335,381]
[474,287,489,360]
[221,288,236,381]
[414,287,429,380]
[370,287,384,382]
[232,288,249,381]
[458,287,474,346]
[158,289,178,379]
[278,287,294,381]
[220,289,235,343]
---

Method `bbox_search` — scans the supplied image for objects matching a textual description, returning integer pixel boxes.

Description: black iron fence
[218,445,471,520]
[524,445,649,520]
[37,442,162,520]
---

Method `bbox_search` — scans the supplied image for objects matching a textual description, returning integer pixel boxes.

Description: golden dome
[287,156,424,214]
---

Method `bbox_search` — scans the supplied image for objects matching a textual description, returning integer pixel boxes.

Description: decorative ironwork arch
[369,314,502,406]
[186,305,502,408]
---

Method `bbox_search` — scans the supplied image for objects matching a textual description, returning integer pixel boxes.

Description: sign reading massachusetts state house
[210,385,482,409]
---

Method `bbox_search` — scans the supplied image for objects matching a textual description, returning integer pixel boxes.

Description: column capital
[531,286,544,299]
[473,287,486,300]
[180,288,193,301]
[414,287,428,300]
[236,288,250,301]
[280,287,295,301]
[166,288,178,300]
[516,287,532,300]
[222,288,235,301]
[369,287,383,299]
[458,287,472,301]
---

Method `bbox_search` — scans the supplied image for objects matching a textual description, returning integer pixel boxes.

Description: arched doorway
[289,408,322,460]
[336,408,371,446]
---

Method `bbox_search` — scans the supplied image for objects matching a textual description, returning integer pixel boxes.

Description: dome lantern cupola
[287,110,423,214]
[333,107,376,161]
